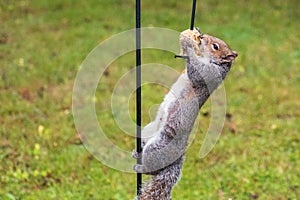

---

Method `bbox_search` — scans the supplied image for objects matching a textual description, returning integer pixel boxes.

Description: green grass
[1,0,299,199]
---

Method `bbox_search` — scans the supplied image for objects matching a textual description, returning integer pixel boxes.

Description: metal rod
[190,0,197,30]
[136,0,142,196]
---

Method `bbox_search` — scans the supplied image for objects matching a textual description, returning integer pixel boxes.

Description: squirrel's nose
[232,51,238,58]
[226,52,238,62]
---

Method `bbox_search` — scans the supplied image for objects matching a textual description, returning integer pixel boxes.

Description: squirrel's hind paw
[133,164,160,175]
[133,164,144,173]
[132,149,142,159]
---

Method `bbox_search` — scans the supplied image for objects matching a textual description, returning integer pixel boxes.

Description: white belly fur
[142,72,190,150]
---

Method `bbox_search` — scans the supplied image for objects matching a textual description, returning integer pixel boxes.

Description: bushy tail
[137,156,183,200]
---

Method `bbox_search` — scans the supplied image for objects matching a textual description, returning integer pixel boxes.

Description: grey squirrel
[133,28,238,200]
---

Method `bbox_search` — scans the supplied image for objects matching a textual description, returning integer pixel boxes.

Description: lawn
[0,0,299,199]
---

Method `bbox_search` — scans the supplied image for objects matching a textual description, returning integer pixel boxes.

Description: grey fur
[133,29,237,200]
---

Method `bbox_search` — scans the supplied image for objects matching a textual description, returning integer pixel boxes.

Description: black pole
[175,0,197,60]
[136,0,142,197]
[190,0,197,30]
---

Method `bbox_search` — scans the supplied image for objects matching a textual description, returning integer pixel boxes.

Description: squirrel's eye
[212,43,219,51]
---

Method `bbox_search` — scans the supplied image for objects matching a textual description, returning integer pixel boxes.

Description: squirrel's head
[180,28,238,66]
[198,33,238,66]
[180,28,238,87]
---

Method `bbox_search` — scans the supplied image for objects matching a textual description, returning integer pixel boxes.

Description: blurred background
[0,0,299,199]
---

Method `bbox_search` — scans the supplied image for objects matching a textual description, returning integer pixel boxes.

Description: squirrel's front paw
[132,149,142,159]
[133,164,144,173]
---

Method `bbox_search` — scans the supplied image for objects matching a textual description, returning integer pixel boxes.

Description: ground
[0,0,299,199]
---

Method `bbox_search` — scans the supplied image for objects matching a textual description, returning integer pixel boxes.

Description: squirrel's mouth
[221,51,238,64]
